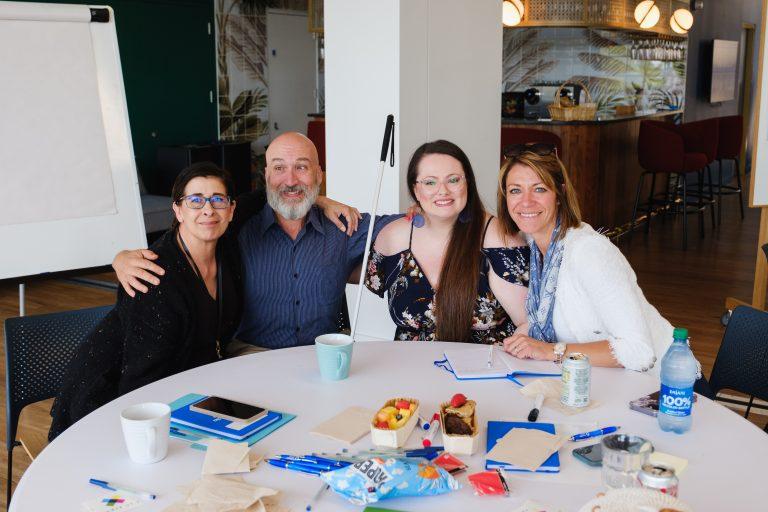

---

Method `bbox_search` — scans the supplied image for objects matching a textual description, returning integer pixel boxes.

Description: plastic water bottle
[658,327,697,433]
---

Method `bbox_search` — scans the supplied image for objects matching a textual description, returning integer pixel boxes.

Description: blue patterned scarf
[526,220,564,342]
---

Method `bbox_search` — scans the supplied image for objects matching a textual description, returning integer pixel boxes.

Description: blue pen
[88,479,156,500]
[267,459,325,476]
[570,426,620,442]
[272,458,338,472]
[277,455,349,468]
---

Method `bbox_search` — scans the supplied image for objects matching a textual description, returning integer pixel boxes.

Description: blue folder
[169,393,295,450]
[485,420,560,473]
[171,397,281,440]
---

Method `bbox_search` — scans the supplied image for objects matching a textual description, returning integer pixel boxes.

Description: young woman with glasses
[496,144,679,373]
[364,140,530,344]
[49,163,244,439]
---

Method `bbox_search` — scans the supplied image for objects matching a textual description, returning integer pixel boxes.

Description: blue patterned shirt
[236,203,398,349]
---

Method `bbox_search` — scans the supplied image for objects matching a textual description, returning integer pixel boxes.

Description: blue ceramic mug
[315,334,353,380]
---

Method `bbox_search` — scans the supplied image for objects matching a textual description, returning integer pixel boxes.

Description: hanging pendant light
[670,8,694,34]
[502,0,524,27]
[634,1,660,29]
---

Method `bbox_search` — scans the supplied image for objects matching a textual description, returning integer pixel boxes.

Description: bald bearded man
[113,132,398,354]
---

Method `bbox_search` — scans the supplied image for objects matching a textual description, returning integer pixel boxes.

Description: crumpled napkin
[163,475,289,512]
[519,378,601,415]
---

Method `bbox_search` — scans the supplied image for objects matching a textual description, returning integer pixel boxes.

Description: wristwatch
[553,342,567,365]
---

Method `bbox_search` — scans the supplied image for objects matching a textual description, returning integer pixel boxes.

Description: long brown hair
[497,151,581,241]
[407,140,486,343]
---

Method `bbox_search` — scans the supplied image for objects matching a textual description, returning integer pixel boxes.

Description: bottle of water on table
[658,327,697,433]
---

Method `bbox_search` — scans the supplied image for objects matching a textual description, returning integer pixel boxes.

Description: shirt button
[293,273,298,278]
[295,300,300,305]
[296,326,300,332]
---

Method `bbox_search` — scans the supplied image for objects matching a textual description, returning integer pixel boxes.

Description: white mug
[120,402,171,464]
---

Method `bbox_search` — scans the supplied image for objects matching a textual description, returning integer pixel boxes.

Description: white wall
[326,0,503,340]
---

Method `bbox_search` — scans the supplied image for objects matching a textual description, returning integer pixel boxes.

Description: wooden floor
[0,188,764,507]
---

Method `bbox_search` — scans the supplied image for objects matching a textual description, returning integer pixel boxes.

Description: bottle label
[659,384,693,417]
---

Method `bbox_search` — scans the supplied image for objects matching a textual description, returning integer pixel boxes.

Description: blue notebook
[485,421,560,473]
[171,396,281,440]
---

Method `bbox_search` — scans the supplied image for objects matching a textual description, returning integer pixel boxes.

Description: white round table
[13,342,767,511]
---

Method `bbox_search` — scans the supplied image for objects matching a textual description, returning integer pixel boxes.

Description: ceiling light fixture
[670,8,694,34]
[634,1,660,29]
[502,0,524,27]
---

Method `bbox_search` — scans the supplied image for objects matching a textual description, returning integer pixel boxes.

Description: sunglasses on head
[503,143,557,159]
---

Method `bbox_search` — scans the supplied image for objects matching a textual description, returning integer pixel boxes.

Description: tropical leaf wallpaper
[503,28,687,116]
[216,0,307,148]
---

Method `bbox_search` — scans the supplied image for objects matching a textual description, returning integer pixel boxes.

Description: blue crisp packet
[321,457,460,505]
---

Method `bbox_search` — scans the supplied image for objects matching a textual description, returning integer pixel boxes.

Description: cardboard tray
[370,397,420,448]
[440,400,479,455]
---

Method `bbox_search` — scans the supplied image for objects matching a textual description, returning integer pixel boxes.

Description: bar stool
[500,127,563,164]
[714,115,746,223]
[632,120,711,250]
[676,118,719,229]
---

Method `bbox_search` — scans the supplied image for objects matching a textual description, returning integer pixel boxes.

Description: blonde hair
[496,151,581,241]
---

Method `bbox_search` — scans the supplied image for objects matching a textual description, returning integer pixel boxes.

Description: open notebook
[436,346,561,383]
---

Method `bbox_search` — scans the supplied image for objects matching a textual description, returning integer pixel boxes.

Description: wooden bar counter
[503,110,680,230]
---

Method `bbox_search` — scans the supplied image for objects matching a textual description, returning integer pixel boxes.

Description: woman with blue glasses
[50,162,243,439]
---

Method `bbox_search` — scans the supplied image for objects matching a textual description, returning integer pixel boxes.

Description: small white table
[12,342,767,511]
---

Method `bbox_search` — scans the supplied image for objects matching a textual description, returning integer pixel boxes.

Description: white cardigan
[550,223,673,374]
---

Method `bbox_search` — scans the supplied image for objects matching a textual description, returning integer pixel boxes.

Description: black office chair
[708,305,768,432]
[4,305,112,507]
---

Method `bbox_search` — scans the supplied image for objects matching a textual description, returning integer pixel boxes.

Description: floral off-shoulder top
[364,219,530,344]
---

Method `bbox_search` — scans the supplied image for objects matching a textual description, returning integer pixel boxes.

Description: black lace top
[364,220,530,344]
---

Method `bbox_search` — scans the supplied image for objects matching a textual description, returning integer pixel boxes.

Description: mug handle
[147,426,157,459]
[336,352,348,378]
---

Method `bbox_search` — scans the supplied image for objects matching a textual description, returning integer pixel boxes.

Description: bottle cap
[673,327,688,340]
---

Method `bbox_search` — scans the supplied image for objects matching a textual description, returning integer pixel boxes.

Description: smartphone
[572,443,603,467]
[190,396,267,423]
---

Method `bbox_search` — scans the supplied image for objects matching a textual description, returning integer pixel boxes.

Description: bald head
[264,131,323,222]
[266,132,320,167]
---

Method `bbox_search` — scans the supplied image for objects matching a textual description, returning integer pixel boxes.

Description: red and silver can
[638,463,679,497]
[561,353,590,407]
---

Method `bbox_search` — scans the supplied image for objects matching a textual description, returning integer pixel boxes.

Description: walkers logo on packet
[321,457,460,505]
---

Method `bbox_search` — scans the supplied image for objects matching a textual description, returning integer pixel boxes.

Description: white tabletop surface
[13,341,767,511]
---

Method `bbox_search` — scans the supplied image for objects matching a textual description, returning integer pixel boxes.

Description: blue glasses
[178,194,231,209]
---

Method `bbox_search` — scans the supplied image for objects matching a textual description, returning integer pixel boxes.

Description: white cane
[350,115,395,341]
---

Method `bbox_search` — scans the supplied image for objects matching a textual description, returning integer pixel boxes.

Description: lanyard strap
[177,230,224,358]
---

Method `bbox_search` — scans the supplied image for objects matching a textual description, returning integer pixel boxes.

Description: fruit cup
[370,397,420,448]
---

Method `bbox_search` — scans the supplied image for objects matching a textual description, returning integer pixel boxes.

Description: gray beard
[266,183,319,220]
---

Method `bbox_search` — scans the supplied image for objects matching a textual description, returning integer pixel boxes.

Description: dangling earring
[458,208,471,224]
[412,213,425,228]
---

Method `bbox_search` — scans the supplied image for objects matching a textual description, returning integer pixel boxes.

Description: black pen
[527,393,544,422]
[496,469,510,496]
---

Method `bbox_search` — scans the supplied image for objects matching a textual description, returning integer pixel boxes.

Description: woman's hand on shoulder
[503,332,555,361]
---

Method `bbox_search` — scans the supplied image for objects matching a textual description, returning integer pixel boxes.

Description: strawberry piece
[450,393,467,407]
[395,400,411,410]
[375,421,389,429]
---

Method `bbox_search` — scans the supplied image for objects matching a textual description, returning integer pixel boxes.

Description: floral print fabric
[364,245,530,344]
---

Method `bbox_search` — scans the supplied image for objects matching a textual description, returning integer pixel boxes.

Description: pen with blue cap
[267,459,326,475]
[570,426,620,442]
[88,478,156,500]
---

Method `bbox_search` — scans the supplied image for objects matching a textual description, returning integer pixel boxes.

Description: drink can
[638,463,679,496]
[561,353,590,407]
